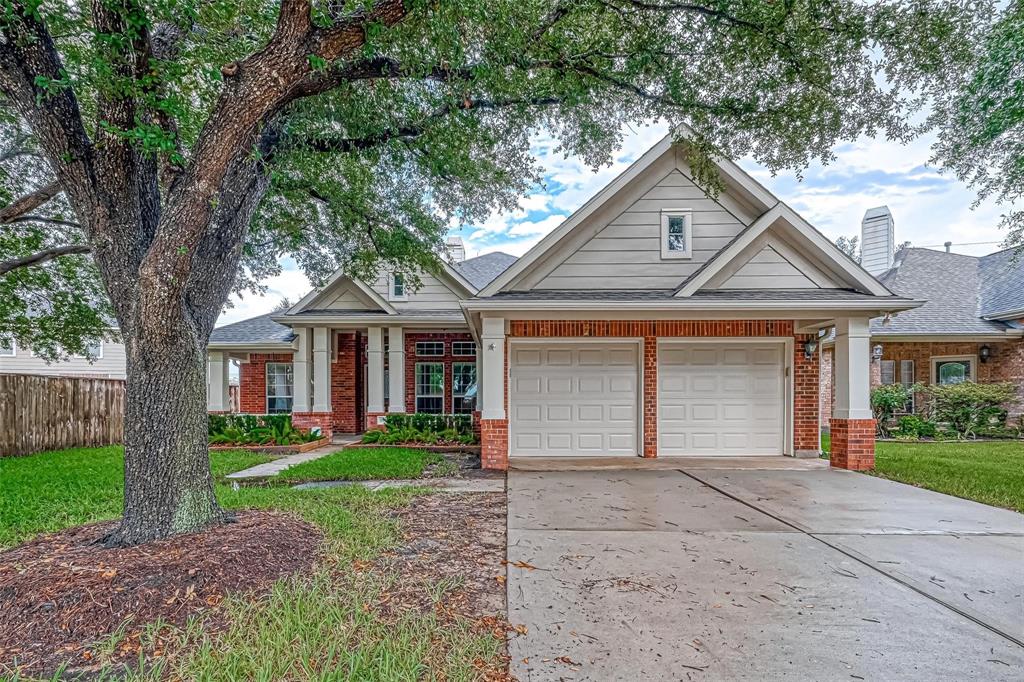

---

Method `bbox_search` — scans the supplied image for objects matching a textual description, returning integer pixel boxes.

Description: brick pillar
[829,418,876,470]
[793,334,821,456]
[642,336,658,457]
[480,418,508,470]
[472,410,482,441]
[365,412,386,431]
[292,412,334,440]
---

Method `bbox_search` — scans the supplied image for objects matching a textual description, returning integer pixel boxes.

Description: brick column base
[829,418,876,470]
[292,412,334,440]
[480,418,509,470]
[471,410,482,442]
[365,412,386,431]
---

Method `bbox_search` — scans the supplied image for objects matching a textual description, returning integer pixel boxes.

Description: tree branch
[0,243,90,275]
[0,181,63,223]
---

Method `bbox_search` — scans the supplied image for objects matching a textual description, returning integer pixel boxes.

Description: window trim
[0,337,15,357]
[451,361,476,414]
[660,208,692,260]
[931,355,977,386]
[415,362,444,414]
[881,358,915,413]
[452,341,476,357]
[416,340,444,357]
[73,341,104,360]
[388,273,408,301]
[265,361,294,414]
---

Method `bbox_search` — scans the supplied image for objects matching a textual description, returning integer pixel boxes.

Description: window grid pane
[880,360,895,385]
[452,362,476,414]
[900,360,915,412]
[266,362,294,413]
[667,215,686,251]
[452,341,476,356]
[416,341,444,356]
[416,363,443,414]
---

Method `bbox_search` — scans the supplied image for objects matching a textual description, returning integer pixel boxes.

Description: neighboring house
[820,208,1024,426]
[0,335,126,379]
[208,132,920,471]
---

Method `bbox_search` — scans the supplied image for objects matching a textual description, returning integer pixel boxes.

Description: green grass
[0,446,270,549]
[274,447,444,483]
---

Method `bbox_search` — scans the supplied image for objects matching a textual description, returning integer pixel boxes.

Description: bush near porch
[870,381,1020,441]
[362,413,478,446]
[208,413,322,447]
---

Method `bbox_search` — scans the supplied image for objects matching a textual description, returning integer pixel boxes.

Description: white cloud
[217,264,311,327]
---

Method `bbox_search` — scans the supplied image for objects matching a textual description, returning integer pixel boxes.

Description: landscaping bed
[361,413,479,447]
[273,446,466,483]
[209,436,329,455]
[208,413,324,449]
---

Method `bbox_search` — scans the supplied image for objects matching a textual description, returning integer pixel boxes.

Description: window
[881,359,915,412]
[933,356,975,386]
[416,341,444,356]
[660,209,692,259]
[266,362,294,413]
[74,341,103,360]
[452,341,476,357]
[389,273,407,301]
[452,362,477,414]
[0,337,14,357]
[415,363,444,413]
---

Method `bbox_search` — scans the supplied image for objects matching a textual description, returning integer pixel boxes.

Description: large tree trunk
[105,320,224,546]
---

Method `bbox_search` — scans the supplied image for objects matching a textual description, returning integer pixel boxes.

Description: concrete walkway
[507,466,1024,681]
[225,437,359,480]
[292,477,504,492]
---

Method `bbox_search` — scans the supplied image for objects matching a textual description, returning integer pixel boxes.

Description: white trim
[414,361,444,413]
[931,354,978,384]
[388,273,408,302]
[271,313,466,326]
[265,361,294,414]
[451,361,477,414]
[0,337,15,357]
[983,307,1024,321]
[288,270,397,315]
[452,340,477,356]
[507,337,644,458]
[415,340,445,356]
[463,299,922,313]
[675,203,892,297]
[656,337,793,457]
[660,209,693,259]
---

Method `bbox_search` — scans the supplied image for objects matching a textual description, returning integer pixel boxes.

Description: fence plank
[0,374,125,456]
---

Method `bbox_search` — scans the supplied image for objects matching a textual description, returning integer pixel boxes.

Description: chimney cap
[944,241,952,253]
[863,205,892,220]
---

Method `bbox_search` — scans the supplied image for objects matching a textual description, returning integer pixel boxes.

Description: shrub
[871,384,915,436]
[361,413,479,446]
[207,414,320,446]
[895,414,937,440]
[918,382,1019,440]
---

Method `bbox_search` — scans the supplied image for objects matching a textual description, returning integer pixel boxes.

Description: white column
[311,326,332,412]
[206,351,229,412]
[480,316,506,419]
[833,316,872,420]
[387,326,405,413]
[292,327,310,412]
[367,327,385,413]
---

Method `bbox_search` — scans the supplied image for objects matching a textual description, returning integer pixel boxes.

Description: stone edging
[210,437,330,455]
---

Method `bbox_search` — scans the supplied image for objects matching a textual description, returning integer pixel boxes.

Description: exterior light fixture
[803,339,818,359]
[872,344,884,361]
[979,345,991,363]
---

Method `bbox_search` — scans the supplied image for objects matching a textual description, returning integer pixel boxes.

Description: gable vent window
[660,209,692,259]
[389,273,407,301]
[452,341,476,357]
[416,341,444,356]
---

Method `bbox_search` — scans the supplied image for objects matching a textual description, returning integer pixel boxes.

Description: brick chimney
[861,206,894,275]
[446,236,466,262]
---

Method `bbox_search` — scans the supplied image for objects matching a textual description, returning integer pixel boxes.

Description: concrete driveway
[507,464,1024,681]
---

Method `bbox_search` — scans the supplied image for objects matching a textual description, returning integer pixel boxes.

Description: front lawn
[274,446,445,483]
[0,446,269,549]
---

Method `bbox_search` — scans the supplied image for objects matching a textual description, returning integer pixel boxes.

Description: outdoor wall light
[803,339,818,360]
[979,344,991,363]
[872,344,884,362]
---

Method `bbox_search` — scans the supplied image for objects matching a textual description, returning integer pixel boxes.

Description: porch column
[387,326,405,413]
[292,327,310,413]
[311,326,332,413]
[366,327,385,428]
[479,316,508,470]
[831,316,875,470]
[206,351,229,412]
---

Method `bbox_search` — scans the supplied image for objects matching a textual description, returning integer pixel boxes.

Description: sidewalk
[225,436,360,480]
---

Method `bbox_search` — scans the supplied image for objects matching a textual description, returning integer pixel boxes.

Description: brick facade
[793,333,820,454]
[480,418,509,470]
[332,331,362,434]
[238,352,294,414]
[292,412,333,440]
[829,418,876,470]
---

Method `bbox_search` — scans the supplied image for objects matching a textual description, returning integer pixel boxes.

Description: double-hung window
[933,356,975,386]
[880,359,915,413]
[452,362,476,414]
[415,362,444,413]
[73,341,103,359]
[452,341,476,357]
[266,362,294,413]
[0,337,14,357]
[389,273,407,301]
[660,209,692,259]
[416,341,444,356]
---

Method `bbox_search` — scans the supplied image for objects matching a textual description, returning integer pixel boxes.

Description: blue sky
[218,122,1014,326]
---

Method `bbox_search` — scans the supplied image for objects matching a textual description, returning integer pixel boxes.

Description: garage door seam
[677,468,1024,649]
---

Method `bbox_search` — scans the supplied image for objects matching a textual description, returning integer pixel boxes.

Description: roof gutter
[269,313,466,326]
[461,298,924,313]
[207,341,295,352]
[982,307,1024,322]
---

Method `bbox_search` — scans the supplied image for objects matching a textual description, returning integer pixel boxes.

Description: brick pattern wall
[292,412,333,440]
[509,320,794,338]
[642,336,658,457]
[829,418,876,470]
[480,418,508,470]
[365,412,386,431]
[793,333,820,453]
[332,331,362,433]
[400,332,476,414]
[239,352,294,414]
[819,348,834,429]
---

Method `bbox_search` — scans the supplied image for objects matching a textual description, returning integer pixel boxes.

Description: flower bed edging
[350,443,481,455]
[210,437,330,455]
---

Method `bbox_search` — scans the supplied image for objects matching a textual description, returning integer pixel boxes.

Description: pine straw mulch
[369,491,513,681]
[0,510,322,679]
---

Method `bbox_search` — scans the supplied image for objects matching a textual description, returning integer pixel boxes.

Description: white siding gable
[0,341,127,379]
[319,285,374,310]
[533,169,750,290]
[702,230,848,291]
[370,272,463,310]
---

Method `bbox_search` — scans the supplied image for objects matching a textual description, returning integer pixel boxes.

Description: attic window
[389,273,407,301]
[660,209,692,259]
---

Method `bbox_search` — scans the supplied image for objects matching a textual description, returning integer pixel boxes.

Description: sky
[217,122,1013,327]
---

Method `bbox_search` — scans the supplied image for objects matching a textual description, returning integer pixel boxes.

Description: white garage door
[510,343,639,456]
[659,343,785,456]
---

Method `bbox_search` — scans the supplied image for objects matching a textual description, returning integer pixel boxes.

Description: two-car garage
[508,340,789,457]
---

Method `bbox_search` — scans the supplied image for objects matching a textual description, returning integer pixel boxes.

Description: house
[208,133,921,471]
[0,335,126,379]
[819,208,1024,427]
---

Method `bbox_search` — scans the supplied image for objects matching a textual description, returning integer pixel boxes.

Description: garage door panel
[515,376,542,394]
[515,404,541,422]
[511,343,639,457]
[515,349,542,365]
[659,343,784,456]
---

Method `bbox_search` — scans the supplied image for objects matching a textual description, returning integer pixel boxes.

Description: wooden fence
[0,374,126,456]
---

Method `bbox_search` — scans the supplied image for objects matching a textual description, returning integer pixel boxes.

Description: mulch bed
[373,492,511,680]
[0,511,322,679]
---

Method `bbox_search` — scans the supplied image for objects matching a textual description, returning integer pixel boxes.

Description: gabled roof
[872,248,1023,336]
[674,203,892,297]
[287,270,397,315]
[453,251,518,289]
[209,313,294,347]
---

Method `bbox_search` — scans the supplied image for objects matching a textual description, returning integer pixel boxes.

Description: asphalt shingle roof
[210,313,294,345]
[453,252,518,289]
[872,248,1021,335]
[978,248,1024,318]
